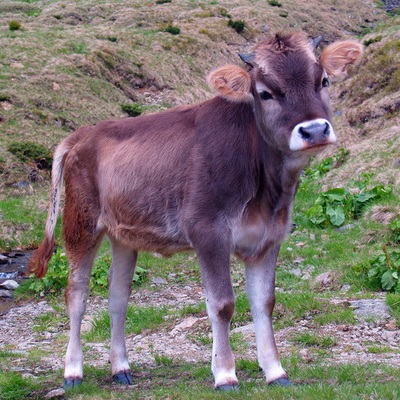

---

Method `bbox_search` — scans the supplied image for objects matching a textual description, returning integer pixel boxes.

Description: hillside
[0,0,396,187]
[0,2,400,399]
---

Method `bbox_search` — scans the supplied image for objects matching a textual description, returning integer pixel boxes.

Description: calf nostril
[299,127,311,140]
[323,122,330,136]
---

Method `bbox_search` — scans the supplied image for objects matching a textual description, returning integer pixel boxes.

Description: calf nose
[299,121,330,141]
[289,118,336,151]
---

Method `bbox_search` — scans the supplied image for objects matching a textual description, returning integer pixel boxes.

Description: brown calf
[29,32,363,390]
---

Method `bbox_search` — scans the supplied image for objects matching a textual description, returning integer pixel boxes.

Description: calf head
[208,32,363,154]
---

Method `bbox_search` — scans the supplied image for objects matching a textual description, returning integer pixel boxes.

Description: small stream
[0,252,30,316]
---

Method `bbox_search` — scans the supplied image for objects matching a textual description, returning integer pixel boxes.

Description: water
[0,252,30,316]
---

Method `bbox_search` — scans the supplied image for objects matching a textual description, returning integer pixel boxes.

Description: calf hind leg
[64,244,102,388]
[108,239,137,385]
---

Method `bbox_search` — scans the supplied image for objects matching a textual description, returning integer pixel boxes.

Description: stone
[0,280,19,290]
[349,299,391,321]
[314,271,334,287]
[45,388,66,398]
[152,277,167,285]
[299,348,313,362]
[0,289,13,298]
[170,316,201,335]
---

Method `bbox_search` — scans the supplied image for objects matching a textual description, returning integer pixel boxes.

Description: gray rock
[0,289,13,298]
[349,299,391,321]
[45,388,66,398]
[152,277,167,285]
[0,280,19,290]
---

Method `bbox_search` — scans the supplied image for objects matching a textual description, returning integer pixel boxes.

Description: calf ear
[320,40,363,81]
[207,65,252,102]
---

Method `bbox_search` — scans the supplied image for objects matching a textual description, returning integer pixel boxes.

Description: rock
[349,299,391,321]
[288,268,302,277]
[0,289,13,298]
[314,271,334,287]
[0,280,19,290]
[232,323,254,335]
[170,316,202,335]
[340,284,351,293]
[10,62,24,69]
[52,82,60,91]
[152,277,167,285]
[45,388,65,398]
[299,348,313,362]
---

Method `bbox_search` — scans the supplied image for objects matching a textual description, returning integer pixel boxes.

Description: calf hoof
[113,371,134,385]
[215,384,238,391]
[64,378,83,389]
[269,377,292,387]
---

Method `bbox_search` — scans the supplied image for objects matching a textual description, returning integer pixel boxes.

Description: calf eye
[260,91,273,100]
[322,77,330,88]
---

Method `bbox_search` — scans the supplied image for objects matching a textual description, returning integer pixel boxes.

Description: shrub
[165,25,180,35]
[121,103,143,117]
[228,19,245,33]
[9,20,21,31]
[8,141,53,168]
[268,0,282,7]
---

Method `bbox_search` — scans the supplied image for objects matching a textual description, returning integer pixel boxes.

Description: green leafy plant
[121,103,143,117]
[228,19,245,33]
[302,148,350,182]
[305,184,392,227]
[389,220,400,244]
[352,247,400,292]
[25,248,69,296]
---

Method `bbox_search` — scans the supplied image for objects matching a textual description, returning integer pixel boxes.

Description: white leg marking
[108,241,137,376]
[64,265,92,381]
[245,250,288,383]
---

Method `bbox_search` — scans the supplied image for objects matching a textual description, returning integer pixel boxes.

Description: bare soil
[0,281,398,386]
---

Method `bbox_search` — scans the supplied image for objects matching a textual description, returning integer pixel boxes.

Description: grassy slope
[0,1,399,399]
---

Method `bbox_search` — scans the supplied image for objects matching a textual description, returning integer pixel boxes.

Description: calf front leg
[195,232,237,390]
[245,245,290,386]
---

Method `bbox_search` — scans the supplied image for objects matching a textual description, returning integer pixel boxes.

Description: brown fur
[28,32,363,389]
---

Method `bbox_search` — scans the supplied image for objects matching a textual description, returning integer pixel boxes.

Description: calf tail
[28,141,70,278]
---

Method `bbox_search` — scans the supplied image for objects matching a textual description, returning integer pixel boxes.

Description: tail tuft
[28,233,55,278]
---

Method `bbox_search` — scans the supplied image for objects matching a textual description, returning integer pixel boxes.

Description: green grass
[84,304,169,341]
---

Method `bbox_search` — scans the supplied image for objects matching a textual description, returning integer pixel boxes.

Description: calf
[29,31,362,390]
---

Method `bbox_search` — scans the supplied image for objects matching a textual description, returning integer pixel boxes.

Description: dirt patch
[0,282,398,387]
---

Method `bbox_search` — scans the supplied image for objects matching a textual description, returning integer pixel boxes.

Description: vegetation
[0,0,399,399]
[120,103,143,117]
[228,19,246,33]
